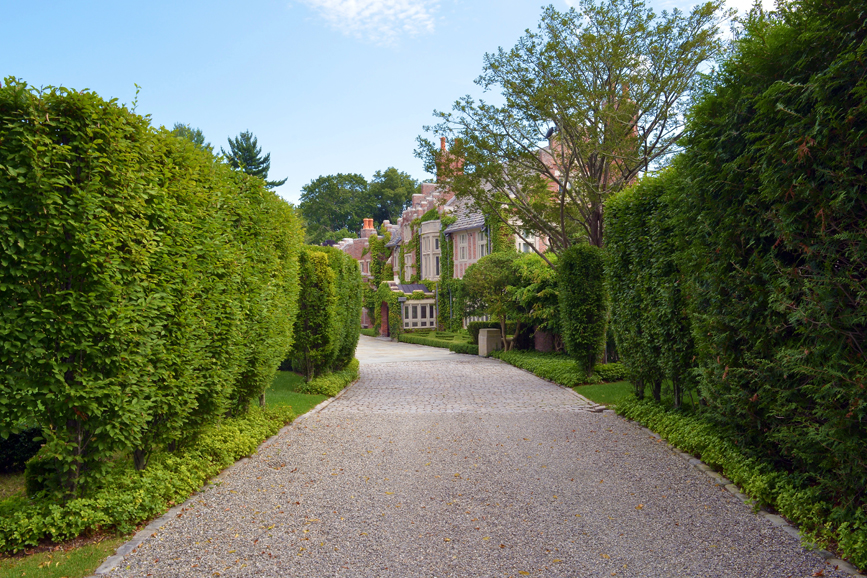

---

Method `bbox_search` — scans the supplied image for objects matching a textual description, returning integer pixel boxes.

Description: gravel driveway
[100,337,852,577]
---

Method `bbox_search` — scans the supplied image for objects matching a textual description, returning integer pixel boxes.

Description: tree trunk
[651,380,662,402]
[588,205,605,248]
[633,378,645,400]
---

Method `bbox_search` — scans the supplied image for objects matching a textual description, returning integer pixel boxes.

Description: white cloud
[298,0,438,44]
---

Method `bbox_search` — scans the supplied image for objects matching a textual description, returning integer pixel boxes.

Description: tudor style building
[335,139,549,334]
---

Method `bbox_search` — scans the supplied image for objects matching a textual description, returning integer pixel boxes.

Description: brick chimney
[359,218,373,239]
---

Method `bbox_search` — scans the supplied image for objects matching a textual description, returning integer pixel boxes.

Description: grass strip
[0,535,127,578]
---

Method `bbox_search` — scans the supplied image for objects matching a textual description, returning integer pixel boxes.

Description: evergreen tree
[221,130,287,189]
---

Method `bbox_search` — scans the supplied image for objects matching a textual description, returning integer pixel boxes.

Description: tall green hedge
[558,245,607,378]
[604,0,866,563]
[287,246,361,379]
[606,171,696,405]
[0,80,302,498]
[681,0,866,521]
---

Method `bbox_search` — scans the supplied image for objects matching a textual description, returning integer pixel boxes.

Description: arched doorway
[380,302,389,337]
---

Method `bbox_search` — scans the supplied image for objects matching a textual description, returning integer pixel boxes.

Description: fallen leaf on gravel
[386,492,394,495]
[444,538,451,542]
[483,537,490,540]
[519,572,530,575]
[812,571,825,577]
[602,554,610,559]
[553,559,562,563]
[635,505,644,510]
[500,544,506,548]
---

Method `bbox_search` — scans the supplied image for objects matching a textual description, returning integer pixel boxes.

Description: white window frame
[478,230,488,258]
[458,233,468,261]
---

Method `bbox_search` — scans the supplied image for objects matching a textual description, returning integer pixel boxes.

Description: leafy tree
[508,252,560,334]
[221,130,287,189]
[171,122,210,151]
[462,252,525,350]
[368,167,419,223]
[417,0,730,264]
[299,173,370,244]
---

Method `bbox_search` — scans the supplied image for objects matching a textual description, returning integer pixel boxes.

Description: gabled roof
[443,197,485,235]
[385,234,401,248]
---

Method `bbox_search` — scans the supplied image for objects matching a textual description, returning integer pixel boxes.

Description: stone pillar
[478,328,503,357]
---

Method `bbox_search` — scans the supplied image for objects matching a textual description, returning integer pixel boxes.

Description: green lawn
[398,330,472,348]
[265,370,329,415]
[0,535,128,578]
[575,380,633,406]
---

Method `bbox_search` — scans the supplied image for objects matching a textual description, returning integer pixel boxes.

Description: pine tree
[221,130,287,189]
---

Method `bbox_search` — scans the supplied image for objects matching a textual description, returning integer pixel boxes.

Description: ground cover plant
[0,406,294,552]
[491,350,626,386]
[617,399,867,568]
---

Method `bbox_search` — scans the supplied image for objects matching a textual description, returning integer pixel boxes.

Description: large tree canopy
[368,167,419,223]
[417,0,730,264]
[299,173,370,244]
[221,130,287,189]
[299,168,420,244]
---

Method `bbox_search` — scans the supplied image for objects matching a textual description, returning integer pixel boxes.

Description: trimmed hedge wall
[605,0,867,564]
[0,80,302,498]
[287,246,362,379]
[606,171,696,405]
[558,245,607,378]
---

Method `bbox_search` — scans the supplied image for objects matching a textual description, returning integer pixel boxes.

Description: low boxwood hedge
[448,342,479,355]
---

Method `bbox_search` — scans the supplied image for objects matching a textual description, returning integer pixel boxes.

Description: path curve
[100,336,850,577]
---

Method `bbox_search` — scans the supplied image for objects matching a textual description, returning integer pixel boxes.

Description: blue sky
[3,0,767,206]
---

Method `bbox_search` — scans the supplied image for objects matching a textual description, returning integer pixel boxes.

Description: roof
[396,284,430,294]
[443,197,486,235]
[385,234,401,248]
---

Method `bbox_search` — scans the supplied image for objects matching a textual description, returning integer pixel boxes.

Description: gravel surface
[103,337,853,577]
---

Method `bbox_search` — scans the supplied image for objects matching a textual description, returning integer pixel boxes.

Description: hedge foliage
[1,406,294,553]
[491,350,624,387]
[287,246,361,380]
[605,0,866,562]
[558,245,608,377]
[617,399,867,569]
[297,359,359,397]
[448,342,479,355]
[0,80,302,498]
[606,171,696,405]
[372,282,402,338]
